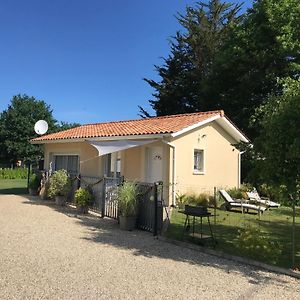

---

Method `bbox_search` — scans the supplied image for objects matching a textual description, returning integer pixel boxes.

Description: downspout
[238,151,246,188]
[162,140,176,207]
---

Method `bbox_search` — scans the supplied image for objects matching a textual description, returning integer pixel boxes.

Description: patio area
[0,195,299,299]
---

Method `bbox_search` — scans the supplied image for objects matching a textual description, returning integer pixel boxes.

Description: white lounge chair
[246,191,280,208]
[219,189,267,213]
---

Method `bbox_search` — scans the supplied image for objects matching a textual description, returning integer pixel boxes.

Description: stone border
[159,236,300,280]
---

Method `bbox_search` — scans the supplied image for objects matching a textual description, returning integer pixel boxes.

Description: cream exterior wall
[44,142,103,177]
[170,122,240,196]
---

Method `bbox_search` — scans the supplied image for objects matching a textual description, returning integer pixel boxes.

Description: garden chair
[219,189,266,214]
[246,190,280,208]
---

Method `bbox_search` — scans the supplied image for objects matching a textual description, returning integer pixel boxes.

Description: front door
[146,146,163,183]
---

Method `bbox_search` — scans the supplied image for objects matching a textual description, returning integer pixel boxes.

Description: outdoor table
[179,205,216,246]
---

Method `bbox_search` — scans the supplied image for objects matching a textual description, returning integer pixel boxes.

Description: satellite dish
[34,120,48,135]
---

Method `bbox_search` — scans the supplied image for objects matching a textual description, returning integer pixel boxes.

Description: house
[31,110,249,206]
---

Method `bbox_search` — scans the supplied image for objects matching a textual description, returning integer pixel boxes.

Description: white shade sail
[88,139,155,156]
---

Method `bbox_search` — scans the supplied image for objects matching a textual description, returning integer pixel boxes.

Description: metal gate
[76,175,163,234]
[102,177,123,219]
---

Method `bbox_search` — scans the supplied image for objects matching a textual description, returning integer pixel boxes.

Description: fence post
[27,162,31,192]
[214,187,217,226]
[153,182,159,236]
[77,174,81,189]
[101,177,106,218]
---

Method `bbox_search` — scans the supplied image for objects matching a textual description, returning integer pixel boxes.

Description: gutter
[238,151,246,188]
[162,139,176,207]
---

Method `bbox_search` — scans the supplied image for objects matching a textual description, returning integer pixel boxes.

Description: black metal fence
[68,174,163,234]
[136,182,163,234]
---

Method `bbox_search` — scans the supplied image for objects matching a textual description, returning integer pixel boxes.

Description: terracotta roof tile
[31,110,223,142]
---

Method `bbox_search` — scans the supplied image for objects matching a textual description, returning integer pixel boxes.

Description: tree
[211,0,300,137]
[251,77,300,201]
[0,94,57,164]
[142,0,300,139]
[142,0,242,116]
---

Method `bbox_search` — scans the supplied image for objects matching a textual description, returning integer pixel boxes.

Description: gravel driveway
[0,195,299,300]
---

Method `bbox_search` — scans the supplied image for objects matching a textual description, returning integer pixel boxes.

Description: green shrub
[182,193,215,207]
[257,183,298,206]
[118,181,138,217]
[237,226,282,264]
[0,168,28,179]
[28,173,41,190]
[226,186,249,200]
[176,193,188,209]
[75,187,93,206]
[48,170,71,198]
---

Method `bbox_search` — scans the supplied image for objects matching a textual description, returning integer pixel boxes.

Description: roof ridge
[81,110,223,127]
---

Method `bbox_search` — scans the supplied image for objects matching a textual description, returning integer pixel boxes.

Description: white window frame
[193,149,205,175]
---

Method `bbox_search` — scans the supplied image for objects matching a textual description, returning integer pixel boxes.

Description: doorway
[146,146,163,183]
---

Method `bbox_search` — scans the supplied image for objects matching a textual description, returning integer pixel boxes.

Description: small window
[194,149,204,173]
[54,155,79,175]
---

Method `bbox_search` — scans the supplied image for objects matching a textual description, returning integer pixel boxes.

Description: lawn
[0,179,28,194]
[165,205,300,269]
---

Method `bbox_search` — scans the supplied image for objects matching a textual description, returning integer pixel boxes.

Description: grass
[0,179,28,194]
[165,205,300,269]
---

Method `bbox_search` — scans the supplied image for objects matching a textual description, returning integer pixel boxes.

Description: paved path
[0,195,299,300]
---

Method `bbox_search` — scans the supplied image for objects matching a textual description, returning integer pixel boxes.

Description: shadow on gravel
[22,196,291,286]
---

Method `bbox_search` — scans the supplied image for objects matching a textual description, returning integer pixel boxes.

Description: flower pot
[55,195,66,206]
[119,216,137,231]
[77,205,89,214]
[28,188,38,196]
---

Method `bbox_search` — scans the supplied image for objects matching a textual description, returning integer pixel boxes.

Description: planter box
[55,195,66,206]
[77,205,89,214]
[119,216,137,231]
[28,188,38,196]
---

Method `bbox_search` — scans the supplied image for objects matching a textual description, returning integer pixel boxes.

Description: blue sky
[0,0,252,124]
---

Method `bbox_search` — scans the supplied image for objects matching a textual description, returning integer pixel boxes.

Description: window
[194,149,204,173]
[104,152,121,178]
[54,155,79,175]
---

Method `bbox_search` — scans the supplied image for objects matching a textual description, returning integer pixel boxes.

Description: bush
[178,193,215,208]
[118,181,138,217]
[48,170,71,198]
[226,185,251,200]
[75,187,93,206]
[28,173,41,190]
[237,226,282,264]
[0,168,28,179]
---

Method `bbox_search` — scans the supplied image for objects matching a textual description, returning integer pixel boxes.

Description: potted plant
[75,187,93,214]
[28,173,41,196]
[48,169,71,206]
[118,181,138,231]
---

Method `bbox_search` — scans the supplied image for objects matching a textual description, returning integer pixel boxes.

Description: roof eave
[30,133,171,144]
[171,115,249,143]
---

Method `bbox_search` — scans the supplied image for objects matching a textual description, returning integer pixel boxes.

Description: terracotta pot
[119,216,137,231]
[55,195,66,206]
[28,188,38,196]
[77,205,89,214]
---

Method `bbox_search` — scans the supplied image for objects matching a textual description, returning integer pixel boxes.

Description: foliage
[118,181,138,217]
[142,0,242,117]
[0,95,81,166]
[237,226,282,264]
[176,192,215,208]
[142,0,300,139]
[28,173,41,190]
[48,169,71,198]
[75,187,93,206]
[226,185,252,200]
[0,94,57,164]
[251,77,300,204]
[0,168,28,179]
